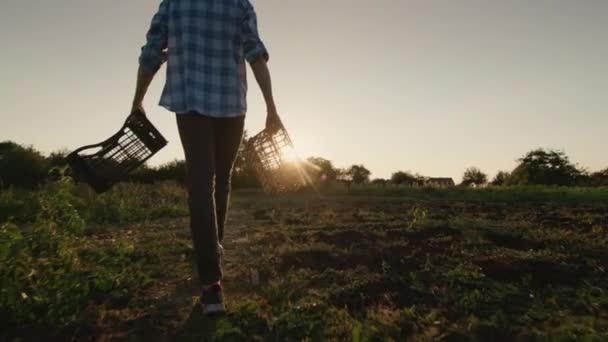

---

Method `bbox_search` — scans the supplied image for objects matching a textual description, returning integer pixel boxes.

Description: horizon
[1,0,607,182]
[1,139,603,184]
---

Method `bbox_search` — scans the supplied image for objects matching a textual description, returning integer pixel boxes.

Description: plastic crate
[246,127,308,193]
[67,111,167,193]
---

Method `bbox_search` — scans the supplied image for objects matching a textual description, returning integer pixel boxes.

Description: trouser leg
[214,116,245,242]
[176,113,222,284]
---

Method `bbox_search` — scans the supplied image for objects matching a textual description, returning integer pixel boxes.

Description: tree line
[304,148,608,188]
[1,139,607,190]
[458,149,608,187]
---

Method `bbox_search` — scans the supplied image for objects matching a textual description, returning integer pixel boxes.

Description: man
[132,0,282,315]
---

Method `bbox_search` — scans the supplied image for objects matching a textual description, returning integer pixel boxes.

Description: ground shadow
[172,305,221,341]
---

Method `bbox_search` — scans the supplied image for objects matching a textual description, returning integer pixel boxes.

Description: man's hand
[131,66,156,118]
[266,110,283,134]
[250,57,282,134]
[131,102,146,117]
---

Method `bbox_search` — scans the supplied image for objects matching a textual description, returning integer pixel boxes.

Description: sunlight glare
[280,145,299,162]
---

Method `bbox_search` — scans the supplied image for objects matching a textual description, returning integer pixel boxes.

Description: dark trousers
[176,113,245,285]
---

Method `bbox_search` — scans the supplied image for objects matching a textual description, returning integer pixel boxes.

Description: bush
[125,160,187,186]
[0,141,50,189]
[391,171,418,186]
[0,188,41,224]
[1,178,87,326]
[0,178,150,330]
[587,168,608,187]
[86,182,187,224]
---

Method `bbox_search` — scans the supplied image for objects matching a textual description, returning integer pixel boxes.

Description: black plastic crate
[68,111,167,193]
[246,127,308,193]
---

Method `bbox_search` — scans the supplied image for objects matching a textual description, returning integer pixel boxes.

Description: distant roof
[425,178,455,185]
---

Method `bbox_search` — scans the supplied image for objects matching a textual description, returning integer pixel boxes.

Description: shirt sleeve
[242,0,269,63]
[139,0,169,73]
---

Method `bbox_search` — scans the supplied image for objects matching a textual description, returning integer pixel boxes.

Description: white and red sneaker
[200,281,225,315]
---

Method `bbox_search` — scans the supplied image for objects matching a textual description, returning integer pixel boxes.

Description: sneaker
[201,281,225,315]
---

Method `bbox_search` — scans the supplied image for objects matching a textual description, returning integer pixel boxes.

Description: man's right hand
[266,110,283,134]
[250,57,282,135]
[131,102,146,117]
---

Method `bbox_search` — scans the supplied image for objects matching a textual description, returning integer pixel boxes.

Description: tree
[346,165,371,184]
[390,171,418,186]
[129,164,157,184]
[491,171,510,186]
[129,160,187,185]
[371,178,388,186]
[156,160,187,185]
[307,157,338,182]
[46,149,71,182]
[507,149,582,186]
[0,141,50,189]
[588,168,608,187]
[461,167,488,187]
[47,149,70,167]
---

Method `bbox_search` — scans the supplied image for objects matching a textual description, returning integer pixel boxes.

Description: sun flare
[279,144,299,162]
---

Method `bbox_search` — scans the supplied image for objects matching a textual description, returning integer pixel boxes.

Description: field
[1,181,607,341]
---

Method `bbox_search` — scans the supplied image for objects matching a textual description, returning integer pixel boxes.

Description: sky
[1,0,607,182]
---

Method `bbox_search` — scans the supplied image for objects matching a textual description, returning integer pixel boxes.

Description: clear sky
[1,0,607,181]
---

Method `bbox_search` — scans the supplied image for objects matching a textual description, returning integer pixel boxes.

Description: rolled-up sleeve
[139,0,169,73]
[242,1,269,63]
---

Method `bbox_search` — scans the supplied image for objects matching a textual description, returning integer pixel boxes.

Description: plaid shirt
[139,0,269,117]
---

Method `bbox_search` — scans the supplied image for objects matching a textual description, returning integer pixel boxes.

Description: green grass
[1,181,607,340]
[0,179,153,337]
[344,183,608,204]
[0,181,188,225]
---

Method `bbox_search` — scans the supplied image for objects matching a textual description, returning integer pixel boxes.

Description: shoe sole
[202,303,226,315]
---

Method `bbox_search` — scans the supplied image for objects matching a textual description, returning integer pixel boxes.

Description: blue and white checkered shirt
[139,0,269,117]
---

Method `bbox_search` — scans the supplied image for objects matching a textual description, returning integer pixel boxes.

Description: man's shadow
[172,304,221,341]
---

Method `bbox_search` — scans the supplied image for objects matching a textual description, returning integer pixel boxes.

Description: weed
[0,178,150,334]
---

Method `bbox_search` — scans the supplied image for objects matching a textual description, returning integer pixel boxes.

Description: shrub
[0,178,150,330]
[0,188,40,224]
[587,168,608,187]
[0,141,50,189]
[391,171,418,186]
[1,178,87,326]
[86,182,187,224]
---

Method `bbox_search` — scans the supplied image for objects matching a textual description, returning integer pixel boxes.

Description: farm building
[423,177,455,188]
